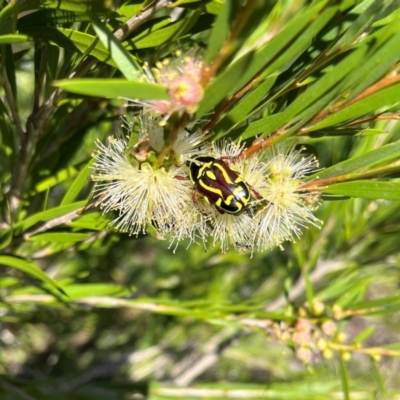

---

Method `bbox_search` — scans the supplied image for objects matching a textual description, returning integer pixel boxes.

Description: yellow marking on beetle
[233,187,249,202]
[215,198,222,206]
[206,170,217,180]
[234,177,243,183]
[199,180,223,196]
[214,163,234,184]
[197,162,214,179]
[224,195,234,205]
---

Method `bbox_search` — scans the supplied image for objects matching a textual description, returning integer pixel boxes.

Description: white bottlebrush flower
[194,140,321,253]
[91,116,212,244]
[252,143,322,251]
[91,118,321,254]
[187,140,259,253]
[172,128,212,164]
[91,136,195,238]
[136,51,204,123]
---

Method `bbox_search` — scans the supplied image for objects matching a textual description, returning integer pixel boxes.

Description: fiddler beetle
[187,156,254,215]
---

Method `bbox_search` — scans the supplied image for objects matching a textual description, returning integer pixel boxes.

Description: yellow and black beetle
[187,156,252,215]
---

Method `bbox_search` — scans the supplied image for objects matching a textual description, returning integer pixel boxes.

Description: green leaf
[350,295,400,311]
[61,159,94,206]
[12,200,87,234]
[308,140,400,180]
[30,165,79,195]
[21,27,118,66]
[200,0,333,122]
[213,75,277,139]
[331,0,383,52]
[205,0,231,63]
[17,0,115,13]
[18,8,120,28]
[224,1,330,98]
[338,355,350,400]
[53,79,169,100]
[352,325,376,346]
[28,232,92,243]
[89,13,142,81]
[196,51,254,119]
[0,34,30,44]
[0,3,16,35]
[335,278,370,308]
[196,50,253,118]
[322,181,400,200]
[239,113,285,140]
[0,255,64,293]
[277,48,368,133]
[63,283,129,299]
[69,212,110,231]
[348,19,400,98]
[126,14,200,49]
[308,83,400,131]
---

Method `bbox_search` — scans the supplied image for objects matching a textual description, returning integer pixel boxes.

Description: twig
[23,205,90,240]
[114,0,173,41]
[171,327,244,386]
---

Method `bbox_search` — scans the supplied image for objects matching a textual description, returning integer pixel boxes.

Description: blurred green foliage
[1,0,400,399]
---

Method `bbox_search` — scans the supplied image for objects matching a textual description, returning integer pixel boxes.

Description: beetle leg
[248,184,263,200]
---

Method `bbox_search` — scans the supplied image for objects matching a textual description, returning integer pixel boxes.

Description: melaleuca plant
[2,1,400,398]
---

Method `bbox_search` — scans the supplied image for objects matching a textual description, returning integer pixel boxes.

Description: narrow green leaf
[352,325,376,346]
[350,295,400,311]
[322,181,400,201]
[89,13,142,81]
[0,255,64,293]
[12,200,87,234]
[213,76,277,139]
[18,9,120,28]
[0,3,16,35]
[348,19,400,98]
[68,212,110,231]
[20,27,117,66]
[30,165,79,195]
[278,47,368,132]
[335,279,370,308]
[124,16,171,42]
[28,232,91,243]
[205,0,231,63]
[196,51,253,118]
[239,46,369,141]
[0,34,30,44]
[338,355,350,400]
[258,5,338,86]
[239,113,285,140]
[205,0,223,15]
[54,79,168,100]
[63,283,129,299]
[303,271,314,309]
[309,84,400,131]
[127,14,200,49]
[225,1,329,97]
[198,3,335,121]
[61,160,94,206]
[331,0,382,51]
[17,0,114,13]
[308,140,400,180]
